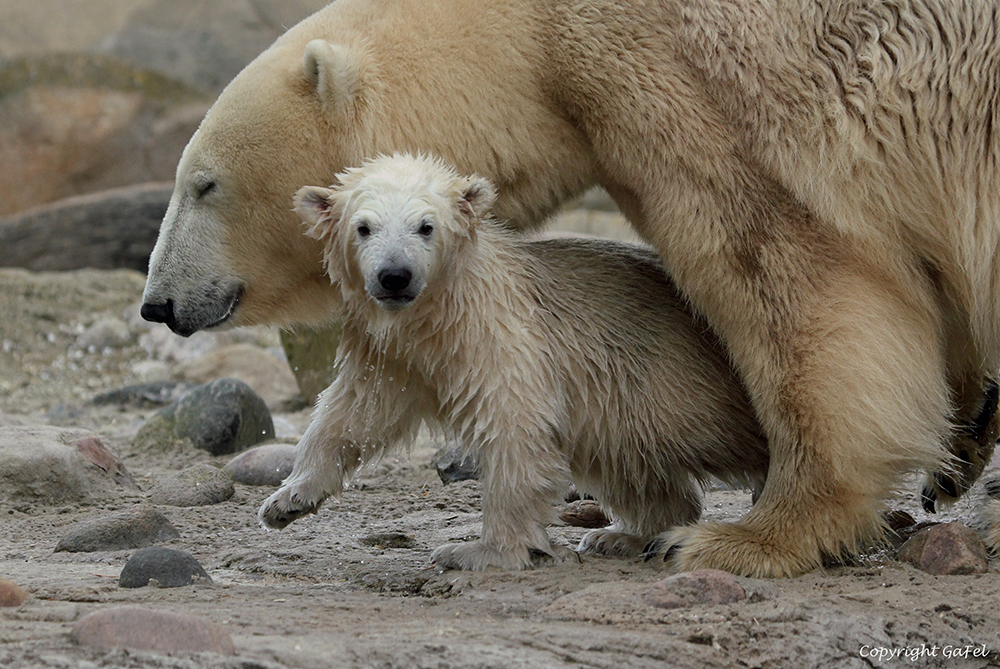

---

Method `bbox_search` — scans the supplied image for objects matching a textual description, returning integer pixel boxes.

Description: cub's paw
[431,540,579,571]
[258,483,327,530]
[578,529,649,558]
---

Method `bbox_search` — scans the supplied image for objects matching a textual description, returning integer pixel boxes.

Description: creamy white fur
[150,0,1000,575]
[258,155,768,570]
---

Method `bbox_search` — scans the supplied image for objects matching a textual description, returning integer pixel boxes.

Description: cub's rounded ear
[302,40,361,113]
[459,176,497,220]
[294,186,338,237]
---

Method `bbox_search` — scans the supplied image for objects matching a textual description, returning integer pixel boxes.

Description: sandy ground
[1,268,1000,669]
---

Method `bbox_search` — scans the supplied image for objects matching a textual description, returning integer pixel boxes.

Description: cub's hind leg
[578,476,702,559]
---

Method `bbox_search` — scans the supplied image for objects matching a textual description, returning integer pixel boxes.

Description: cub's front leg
[431,431,578,570]
[259,365,420,530]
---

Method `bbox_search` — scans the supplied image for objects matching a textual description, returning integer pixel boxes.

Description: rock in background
[0,426,138,506]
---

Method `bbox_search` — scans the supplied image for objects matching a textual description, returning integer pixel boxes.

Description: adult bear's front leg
[641,175,953,578]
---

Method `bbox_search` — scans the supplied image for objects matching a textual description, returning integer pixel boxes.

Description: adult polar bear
[142,0,1000,577]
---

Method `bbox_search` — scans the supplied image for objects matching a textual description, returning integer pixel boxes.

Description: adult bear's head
[141,33,368,335]
[141,1,595,336]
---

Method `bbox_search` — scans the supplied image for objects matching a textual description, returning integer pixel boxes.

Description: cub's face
[295,154,497,315]
[347,201,439,312]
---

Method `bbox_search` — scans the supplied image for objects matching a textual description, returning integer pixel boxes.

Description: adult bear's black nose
[140,300,175,326]
[378,268,412,293]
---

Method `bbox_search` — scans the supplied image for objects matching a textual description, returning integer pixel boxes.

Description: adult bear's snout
[140,300,175,326]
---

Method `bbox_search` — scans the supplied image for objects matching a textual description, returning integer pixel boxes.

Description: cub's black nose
[140,300,175,325]
[378,268,412,293]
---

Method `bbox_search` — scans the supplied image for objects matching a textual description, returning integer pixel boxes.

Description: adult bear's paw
[923,378,999,513]
[643,522,823,579]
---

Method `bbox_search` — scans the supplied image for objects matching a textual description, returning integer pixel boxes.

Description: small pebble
[71,605,233,654]
[643,569,746,610]
[55,507,179,553]
[0,579,29,607]
[558,500,610,528]
[118,546,212,588]
[148,464,234,507]
[896,521,989,575]
[223,442,296,486]
[431,442,479,484]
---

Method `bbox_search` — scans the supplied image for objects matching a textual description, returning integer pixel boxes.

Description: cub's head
[294,153,495,313]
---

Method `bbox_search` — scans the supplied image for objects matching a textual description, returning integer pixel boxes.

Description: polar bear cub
[258,153,769,570]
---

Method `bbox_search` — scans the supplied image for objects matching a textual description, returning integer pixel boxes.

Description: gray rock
[896,522,990,575]
[0,426,135,505]
[118,547,212,589]
[0,182,173,272]
[134,378,274,456]
[148,464,235,507]
[431,442,480,484]
[643,570,747,610]
[176,343,301,410]
[77,316,133,350]
[102,0,331,94]
[71,605,233,654]
[223,442,296,486]
[91,381,195,409]
[55,507,179,553]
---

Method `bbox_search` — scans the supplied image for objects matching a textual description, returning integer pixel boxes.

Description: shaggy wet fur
[259,155,768,569]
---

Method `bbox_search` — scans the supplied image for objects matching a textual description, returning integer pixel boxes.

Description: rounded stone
[0,579,30,607]
[71,605,234,654]
[431,442,480,484]
[223,442,296,486]
[0,426,132,505]
[643,569,746,610]
[147,464,234,507]
[133,378,274,456]
[118,546,212,589]
[55,507,179,553]
[896,522,989,575]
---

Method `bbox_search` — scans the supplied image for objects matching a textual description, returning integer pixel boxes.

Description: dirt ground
[1,268,1000,669]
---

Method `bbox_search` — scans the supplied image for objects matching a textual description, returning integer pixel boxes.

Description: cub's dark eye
[357,223,371,238]
[195,181,216,199]
[418,221,434,237]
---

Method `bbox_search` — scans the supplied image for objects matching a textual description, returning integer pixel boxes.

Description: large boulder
[0,54,206,216]
[134,378,274,456]
[0,426,137,505]
[0,182,172,271]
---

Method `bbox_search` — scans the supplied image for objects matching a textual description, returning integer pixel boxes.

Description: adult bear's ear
[294,186,339,236]
[302,40,360,113]
[459,176,497,221]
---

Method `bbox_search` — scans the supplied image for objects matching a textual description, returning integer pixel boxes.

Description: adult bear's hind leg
[635,164,953,577]
[653,256,952,576]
